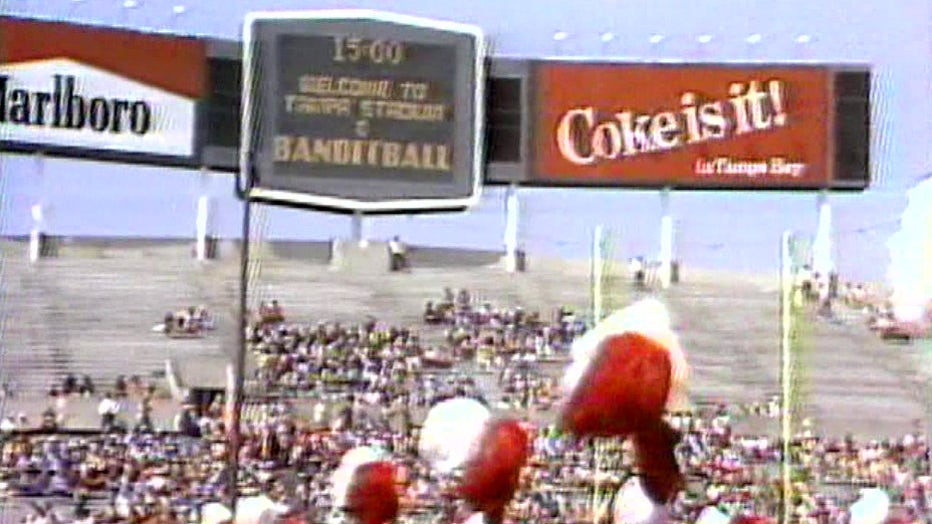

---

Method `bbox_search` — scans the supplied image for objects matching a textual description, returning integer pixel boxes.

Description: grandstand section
[1,239,930,438]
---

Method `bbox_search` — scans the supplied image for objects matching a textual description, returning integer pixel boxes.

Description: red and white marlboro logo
[0,58,196,156]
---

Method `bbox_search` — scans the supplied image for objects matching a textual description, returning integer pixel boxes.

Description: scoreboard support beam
[195,196,212,261]
[28,154,47,264]
[351,211,366,244]
[812,190,834,287]
[503,183,524,272]
[196,167,214,262]
[29,204,44,264]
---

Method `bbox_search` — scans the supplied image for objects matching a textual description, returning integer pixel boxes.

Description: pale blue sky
[1,0,930,281]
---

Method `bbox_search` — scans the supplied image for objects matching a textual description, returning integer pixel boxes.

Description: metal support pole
[779,231,794,524]
[592,225,604,325]
[504,183,521,273]
[227,182,251,517]
[813,189,833,283]
[659,187,674,289]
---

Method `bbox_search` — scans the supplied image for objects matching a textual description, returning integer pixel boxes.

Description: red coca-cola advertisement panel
[533,63,835,189]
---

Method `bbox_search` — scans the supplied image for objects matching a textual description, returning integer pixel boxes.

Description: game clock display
[242,11,485,213]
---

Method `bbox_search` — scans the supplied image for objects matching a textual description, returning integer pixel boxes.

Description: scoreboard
[241,10,485,213]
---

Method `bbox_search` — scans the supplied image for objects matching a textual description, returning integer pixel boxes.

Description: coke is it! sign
[534,63,834,189]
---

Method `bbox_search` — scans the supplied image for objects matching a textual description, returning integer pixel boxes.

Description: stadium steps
[1,254,231,398]
[3,242,929,437]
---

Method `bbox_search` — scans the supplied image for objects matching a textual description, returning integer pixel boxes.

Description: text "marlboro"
[0,74,153,135]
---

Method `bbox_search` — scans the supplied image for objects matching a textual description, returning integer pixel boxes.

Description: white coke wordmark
[555,79,789,165]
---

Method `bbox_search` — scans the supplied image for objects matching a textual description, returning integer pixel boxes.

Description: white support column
[812,190,834,298]
[195,195,212,261]
[779,230,795,524]
[195,167,214,261]
[503,184,522,272]
[658,188,675,288]
[350,212,367,246]
[29,204,44,263]
[29,153,47,263]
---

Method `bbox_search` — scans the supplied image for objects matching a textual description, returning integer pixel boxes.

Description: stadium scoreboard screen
[241,10,485,213]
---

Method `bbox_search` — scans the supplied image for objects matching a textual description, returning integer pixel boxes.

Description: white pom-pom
[200,502,232,524]
[419,397,491,473]
[613,477,668,524]
[696,506,730,524]
[849,488,890,524]
[462,513,488,524]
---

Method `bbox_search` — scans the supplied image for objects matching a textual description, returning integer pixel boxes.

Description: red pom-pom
[633,419,684,504]
[345,461,399,524]
[884,517,916,524]
[732,516,774,524]
[459,418,529,519]
[560,332,673,438]
[560,332,686,504]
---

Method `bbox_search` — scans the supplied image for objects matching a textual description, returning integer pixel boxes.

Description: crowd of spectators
[425,290,583,413]
[3,291,932,524]
[158,307,215,337]
[791,268,932,342]
[5,399,930,523]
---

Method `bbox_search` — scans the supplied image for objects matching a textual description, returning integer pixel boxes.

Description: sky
[1,0,930,282]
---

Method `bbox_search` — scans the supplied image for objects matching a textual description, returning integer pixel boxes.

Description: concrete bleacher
[1,243,230,397]
[0,239,930,438]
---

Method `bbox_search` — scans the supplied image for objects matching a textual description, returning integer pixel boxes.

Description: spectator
[40,407,58,431]
[0,416,16,433]
[78,375,95,397]
[135,397,154,433]
[61,374,78,396]
[174,406,200,438]
[389,236,408,271]
[98,392,120,431]
[629,257,646,287]
[113,376,128,398]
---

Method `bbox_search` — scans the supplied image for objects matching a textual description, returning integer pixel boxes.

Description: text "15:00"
[333,37,405,65]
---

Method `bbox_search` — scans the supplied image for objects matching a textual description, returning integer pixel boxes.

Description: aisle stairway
[1,249,231,397]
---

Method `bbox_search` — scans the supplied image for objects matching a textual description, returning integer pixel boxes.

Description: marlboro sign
[0,16,206,161]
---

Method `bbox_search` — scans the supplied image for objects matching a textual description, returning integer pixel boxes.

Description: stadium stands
[2,239,930,435]
[1,239,932,523]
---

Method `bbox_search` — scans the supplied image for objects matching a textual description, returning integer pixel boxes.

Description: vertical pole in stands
[228,189,251,518]
[196,167,212,262]
[29,152,46,264]
[592,225,604,324]
[779,231,794,524]
[590,230,596,323]
[504,183,521,273]
[812,190,833,291]
[659,187,674,290]
[591,439,601,524]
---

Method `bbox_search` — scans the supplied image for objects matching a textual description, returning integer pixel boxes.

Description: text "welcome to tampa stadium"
[0,74,153,135]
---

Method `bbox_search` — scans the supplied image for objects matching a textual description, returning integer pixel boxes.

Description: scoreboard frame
[239,9,486,214]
